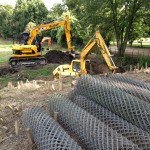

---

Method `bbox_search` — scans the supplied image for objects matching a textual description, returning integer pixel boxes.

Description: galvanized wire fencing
[108,74,150,91]
[22,106,82,150]
[48,93,140,150]
[70,93,150,150]
[75,75,150,133]
[93,75,150,103]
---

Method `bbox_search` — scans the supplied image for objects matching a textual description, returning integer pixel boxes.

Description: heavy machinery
[9,15,74,68]
[53,30,118,78]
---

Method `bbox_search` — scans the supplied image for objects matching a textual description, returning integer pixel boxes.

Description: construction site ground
[0,47,150,149]
[0,64,150,149]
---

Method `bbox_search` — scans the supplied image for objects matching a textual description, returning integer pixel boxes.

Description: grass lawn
[111,38,150,48]
[0,38,13,48]
[0,64,59,89]
[0,51,12,63]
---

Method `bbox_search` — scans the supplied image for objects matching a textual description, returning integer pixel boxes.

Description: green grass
[23,64,58,80]
[0,51,12,63]
[0,64,59,89]
[0,75,17,89]
[0,38,13,48]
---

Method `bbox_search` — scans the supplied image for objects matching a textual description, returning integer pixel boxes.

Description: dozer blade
[9,56,47,68]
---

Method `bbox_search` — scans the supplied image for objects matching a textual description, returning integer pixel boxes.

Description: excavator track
[9,56,47,68]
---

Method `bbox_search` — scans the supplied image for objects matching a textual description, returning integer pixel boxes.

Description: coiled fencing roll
[48,93,140,150]
[93,75,150,103]
[75,75,150,133]
[70,93,150,150]
[108,74,150,91]
[22,106,82,150]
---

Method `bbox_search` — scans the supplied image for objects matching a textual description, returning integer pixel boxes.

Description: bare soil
[0,79,73,150]
[0,69,150,150]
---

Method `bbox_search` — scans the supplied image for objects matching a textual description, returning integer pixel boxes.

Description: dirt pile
[0,67,18,76]
[44,50,74,64]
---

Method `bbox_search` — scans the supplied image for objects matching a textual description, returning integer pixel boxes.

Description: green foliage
[64,0,150,55]
[65,0,114,45]
[115,55,150,67]
[11,0,48,38]
[138,56,150,67]
[25,22,36,32]
[0,64,58,89]
[0,0,149,54]
[0,4,13,38]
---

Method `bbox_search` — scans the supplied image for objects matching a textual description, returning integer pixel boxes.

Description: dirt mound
[0,67,18,76]
[44,50,74,64]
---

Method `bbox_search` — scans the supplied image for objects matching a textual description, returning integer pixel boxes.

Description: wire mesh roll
[75,75,150,133]
[93,75,150,103]
[108,74,150,91]
[70,93,150,150]
[22,106,82,150]
[48,93,140,150]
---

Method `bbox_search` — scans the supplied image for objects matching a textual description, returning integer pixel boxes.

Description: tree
[11,0,48,39]
[65,0,114,47]
[65,0,150,55]
[0,4,13,38]
[25,22,36,32]
[108,0,149,55]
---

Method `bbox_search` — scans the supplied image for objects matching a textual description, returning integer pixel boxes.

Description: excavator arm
[53,30,118,79]
[27,15,74,51]
[80,30,118,74]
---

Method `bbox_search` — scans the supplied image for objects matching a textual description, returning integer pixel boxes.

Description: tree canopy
[0,0,149,55]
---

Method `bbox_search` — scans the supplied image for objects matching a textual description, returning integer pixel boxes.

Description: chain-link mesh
[93,75,150,103]
[75,75,150,133]
[48,93,140,150]
[70,93,150,150]
[22,106,82,150]
[107,74,150,91]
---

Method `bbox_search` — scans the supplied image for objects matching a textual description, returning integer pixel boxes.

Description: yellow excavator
[9,15,74,68]
[53,30,118,78]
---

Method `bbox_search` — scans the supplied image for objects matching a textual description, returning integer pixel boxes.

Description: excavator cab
[19,32,30,45]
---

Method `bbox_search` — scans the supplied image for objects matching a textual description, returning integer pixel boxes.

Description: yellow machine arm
[80,30,118,74]
[27,15,74,51]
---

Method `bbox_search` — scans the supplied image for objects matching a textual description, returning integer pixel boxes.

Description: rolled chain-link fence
[22,106,82,150]
[48,93,140,150]
[75,75,150,133]
[108,74,150,91]
[93,75,150,103]
[70,93,150,150]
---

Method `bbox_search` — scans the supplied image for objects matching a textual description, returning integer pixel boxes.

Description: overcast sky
[0,0,63,10]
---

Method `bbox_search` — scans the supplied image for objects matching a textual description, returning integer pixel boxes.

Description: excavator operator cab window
[72,62,81,72]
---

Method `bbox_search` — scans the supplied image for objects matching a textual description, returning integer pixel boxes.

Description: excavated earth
[0,67,18,76]
[44,50,74,64]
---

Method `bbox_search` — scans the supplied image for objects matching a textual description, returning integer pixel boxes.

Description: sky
[0,0,63,10]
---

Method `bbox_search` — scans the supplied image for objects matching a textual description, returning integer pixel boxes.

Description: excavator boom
[27,15,74,51]
[80,31,117,74]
